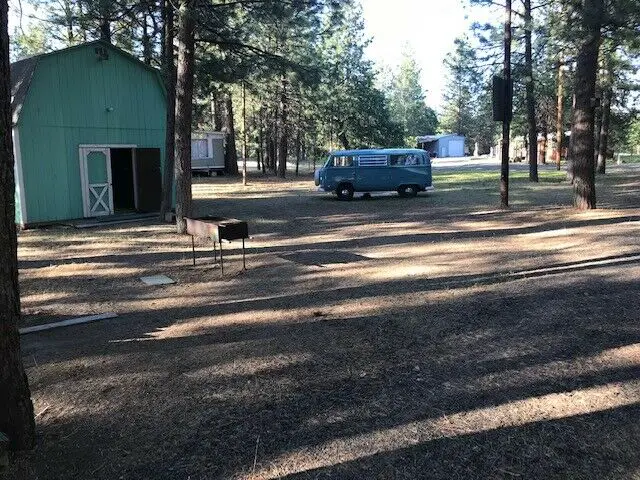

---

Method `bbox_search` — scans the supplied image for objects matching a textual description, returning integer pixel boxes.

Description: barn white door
[80,147,114,217]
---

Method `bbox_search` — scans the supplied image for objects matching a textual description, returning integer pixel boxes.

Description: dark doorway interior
[110,148,135,212]
[134,148,162,212]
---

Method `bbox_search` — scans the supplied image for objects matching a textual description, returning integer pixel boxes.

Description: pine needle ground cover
[8,164,640,479]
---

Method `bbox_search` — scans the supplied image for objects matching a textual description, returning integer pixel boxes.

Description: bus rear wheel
[336,183,354,201]
[398,185,419,198]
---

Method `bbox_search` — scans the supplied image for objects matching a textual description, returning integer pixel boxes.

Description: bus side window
[408,154,426,165]
[390,155,405,166]
[405,155,418,165]
[391,154,419,166]
[332,156,354,167]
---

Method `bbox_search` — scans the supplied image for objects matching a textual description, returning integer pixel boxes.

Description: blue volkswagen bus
[314,148,434,200]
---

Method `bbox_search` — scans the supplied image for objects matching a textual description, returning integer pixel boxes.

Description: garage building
[416,134,466,158]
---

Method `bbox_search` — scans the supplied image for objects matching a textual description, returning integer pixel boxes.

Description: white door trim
[79,147,113,217]
[12,127,28,226]
[79,144,137,217]
[79,148,89,217]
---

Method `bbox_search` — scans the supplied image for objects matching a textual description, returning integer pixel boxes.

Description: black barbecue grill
[185,216,249,274]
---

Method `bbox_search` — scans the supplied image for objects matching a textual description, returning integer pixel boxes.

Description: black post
[501,0,512,208]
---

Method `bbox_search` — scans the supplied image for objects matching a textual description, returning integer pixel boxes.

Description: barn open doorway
[80,145,161,217]
[110,148,136,213]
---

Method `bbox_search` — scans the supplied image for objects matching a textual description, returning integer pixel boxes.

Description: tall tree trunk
[79,1,87,41]
[258,107,264,172]
[312,137,317,172]
[264,128,271,172]
[596,87,612,174]
[267,134,276,173]
[266,107,278,175]
[0,0,35,451]
[159,0,176,221]
[100,20,111,42]
[301,133,307,175]
[524,0,538,182]
[174,0,196,234]
[337,120,350,150]
[500,0,512,208]
[148,6,160,51]
[457,93,463,135]
[594,88,602,161]
[539,119,548,164]
[223,93,239,175]
[555,61,564,170]
[142,13,152,65]
[570,0,603,209]
[241,82,247,186]
[295,128,301,176]
[99,0,111,42]
[212,92,224,131]
[64,0,74,44]
[567,93,577,183]
[277,80,288,178]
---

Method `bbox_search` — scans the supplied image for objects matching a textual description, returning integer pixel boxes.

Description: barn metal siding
[14,176,21,226]
[16,44,166,223]
[12,128,23,226]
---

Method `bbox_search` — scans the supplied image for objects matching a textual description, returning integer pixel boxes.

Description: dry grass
[6,164,640,479]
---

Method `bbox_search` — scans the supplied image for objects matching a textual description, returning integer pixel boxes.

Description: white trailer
[192,131,226,175]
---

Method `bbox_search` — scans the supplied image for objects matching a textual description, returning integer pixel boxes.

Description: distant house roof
[10,40,163,125]
[416,134,465,143]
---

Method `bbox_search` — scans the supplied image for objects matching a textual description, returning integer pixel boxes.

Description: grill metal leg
[213,239,217,263]
[219,241,224,276]
[191,236,196,266]
[242,238,246,270]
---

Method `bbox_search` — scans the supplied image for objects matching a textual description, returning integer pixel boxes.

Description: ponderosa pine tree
[441,36,497,154]
[0,0,36,452]
[569,0,604,209]
[174,0,196,233]
[388,47,438,146]
[159,0,176,221]
[316,2,402,149]
[441,38,478,140]
[524,0,538,181]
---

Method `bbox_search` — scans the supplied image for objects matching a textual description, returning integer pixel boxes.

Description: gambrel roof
[10,40,164,125]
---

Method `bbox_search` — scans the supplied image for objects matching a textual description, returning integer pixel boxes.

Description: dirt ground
[6,163,640,479]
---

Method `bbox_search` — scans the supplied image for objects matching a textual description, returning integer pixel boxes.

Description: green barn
[10,40,166,227]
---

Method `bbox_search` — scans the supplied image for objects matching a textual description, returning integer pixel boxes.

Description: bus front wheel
[398,185,419,198]
[336,183,354,201]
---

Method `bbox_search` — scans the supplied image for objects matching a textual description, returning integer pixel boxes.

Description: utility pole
[501,0,512,208]
[242,81,247,186]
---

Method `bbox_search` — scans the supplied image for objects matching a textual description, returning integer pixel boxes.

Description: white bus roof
[330,148,426,156]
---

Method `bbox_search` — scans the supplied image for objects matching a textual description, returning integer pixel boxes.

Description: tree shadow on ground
[17,249,640,326]
[12,167,640,479]
[17,214,640,270]
[280,403,640,480]
[16,270,640,479]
